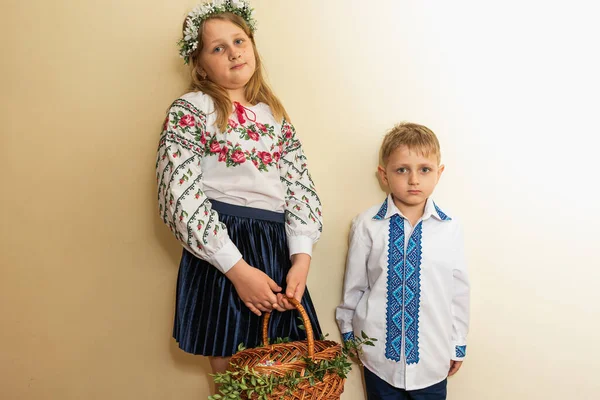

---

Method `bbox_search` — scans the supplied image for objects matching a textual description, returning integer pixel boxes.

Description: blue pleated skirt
[173,200,323,357]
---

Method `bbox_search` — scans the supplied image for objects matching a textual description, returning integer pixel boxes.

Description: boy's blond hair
[380,122,441,165]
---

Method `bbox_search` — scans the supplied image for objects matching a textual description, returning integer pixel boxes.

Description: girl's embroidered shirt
[156,91,322,273]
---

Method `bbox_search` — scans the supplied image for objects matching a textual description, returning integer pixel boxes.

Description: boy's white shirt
[336,194,470,391]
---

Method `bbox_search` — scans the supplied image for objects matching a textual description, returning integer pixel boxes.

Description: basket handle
[262,297,315,359]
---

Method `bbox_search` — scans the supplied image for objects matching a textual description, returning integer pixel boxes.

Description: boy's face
[378,145,444,211]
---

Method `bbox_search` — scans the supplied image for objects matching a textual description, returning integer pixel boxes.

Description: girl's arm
[156,98,280,315]
[277,120,323,307]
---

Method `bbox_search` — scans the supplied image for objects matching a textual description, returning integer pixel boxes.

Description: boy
[336,123,470,400]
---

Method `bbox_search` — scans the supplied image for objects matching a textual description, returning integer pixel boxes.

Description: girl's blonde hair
[185,12,290,131]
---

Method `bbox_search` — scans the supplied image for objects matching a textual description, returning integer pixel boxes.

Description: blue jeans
[364,367,447,400]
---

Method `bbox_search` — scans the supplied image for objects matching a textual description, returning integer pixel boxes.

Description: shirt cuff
[452,343,467,361]
[288,235,313,258]
[207,239,243,274]
[342,332,355,342]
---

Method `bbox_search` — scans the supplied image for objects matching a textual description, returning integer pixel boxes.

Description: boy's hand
[448,360,463,376]
[277,254,310,310]
[226,259,282,316]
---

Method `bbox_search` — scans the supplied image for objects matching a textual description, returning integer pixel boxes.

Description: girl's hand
[448,360,463,376]
[277,254,310,310]
[225,259,282,316]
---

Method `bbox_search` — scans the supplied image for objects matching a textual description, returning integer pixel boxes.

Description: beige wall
[1,1,599,399]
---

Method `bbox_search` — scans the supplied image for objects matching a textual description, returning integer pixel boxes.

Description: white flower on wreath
[178,0,255,64]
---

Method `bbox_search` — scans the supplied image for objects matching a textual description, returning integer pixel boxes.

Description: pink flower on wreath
[231,150,246,164]
[273,151,281,162]
[209,141,221,153]
[228,118,238,128]
[284,125,293,138]
[179,114,195,127]
[218,146,228,162]
[200,134,207,145]
[255,122,267,133]
[248,130,259,141]
[252,159,259,167]
[162,117,169,131]
[257,151,272,164]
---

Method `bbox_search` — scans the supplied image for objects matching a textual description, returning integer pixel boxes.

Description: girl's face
[198,18,256,91]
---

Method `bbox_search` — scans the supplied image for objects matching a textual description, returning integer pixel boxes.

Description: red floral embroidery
[248,131,259,141]
[257,151,272,164]
[231,150,246,164]
[218,147,228,162]
[179,114,195,127]
[255,122,267,133]
[209,141,221,153]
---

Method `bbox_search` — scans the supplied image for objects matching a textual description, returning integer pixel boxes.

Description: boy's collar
[373,194,452,222]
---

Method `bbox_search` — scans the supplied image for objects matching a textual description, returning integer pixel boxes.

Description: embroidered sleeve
[341,332,355,342]
[451,223,470,360]
[156,99,242,274]
[336,217,370,335]
[278,120,323,257]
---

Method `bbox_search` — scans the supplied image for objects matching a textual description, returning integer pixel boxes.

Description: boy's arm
[451,224,470,361]
[336,218,370,341]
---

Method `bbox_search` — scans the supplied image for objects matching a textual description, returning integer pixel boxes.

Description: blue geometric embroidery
[455,345,467,358]
[385,217,423,365]
[385,214,404,361]
[342,332,355,342]
[433,202,451,221]
[373,198,388,220]
[404,223,422,365]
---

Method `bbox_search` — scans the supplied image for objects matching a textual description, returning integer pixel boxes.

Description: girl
[156,0,323,377]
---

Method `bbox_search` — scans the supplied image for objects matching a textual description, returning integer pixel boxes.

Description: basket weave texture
[227,298,345,399]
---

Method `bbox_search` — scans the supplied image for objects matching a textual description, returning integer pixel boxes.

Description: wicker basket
[227,298,345,399]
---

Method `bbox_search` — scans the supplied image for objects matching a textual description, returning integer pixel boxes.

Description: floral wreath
[178,0,257,65]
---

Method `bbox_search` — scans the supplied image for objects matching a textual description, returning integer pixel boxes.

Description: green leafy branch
[208,330,376,400]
